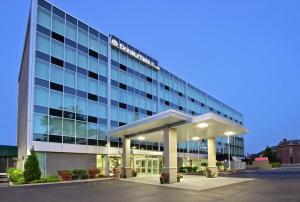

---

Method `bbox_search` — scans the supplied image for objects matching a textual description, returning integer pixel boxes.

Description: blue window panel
[76,121,87,138]
[99,104,107,119]
[34,86,49,107]
[89,57,98,73]
[50,90,63,109]
[78,51,88,69]
[36,33,50,54]
[88,100,98,117]
[120,52,127,65]
[99,82,107,98]
[64,93,75,112]
[33,113,48,134]
[98,124,107,140]
[119,109,127,123]
[63,119,75,136]
[77,74,87,92]
[51,39,64,60]
[99,61,107,77]
[64,69,75,88]
[35,59,49,80]
[119,90,126,103]
[66,22,77,41]
[88,78,98,95]
[88,122,98,139]
[119,71,127,84]
[65,45,76,65]
[52,15,65,36]
[111,48,119,62]
[111,107,118,121]
[111,67,118,80]
[50,65,63,84]
[49,116,62,135]
[89,35,99,53]
[111,87,119,100]
[76,97,87,114]
[78,28,88,47]
[37,7,51,29]
[99,40,108,57]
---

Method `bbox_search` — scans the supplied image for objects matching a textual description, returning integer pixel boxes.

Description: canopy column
[122,137,132,177]
[207,137,218,177]
[162,128,177,183]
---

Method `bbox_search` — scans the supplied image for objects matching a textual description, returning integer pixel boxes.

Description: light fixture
[192,137,200,141]
[137,136,145,141]
[224,131,234,136]
[197,122,208,128]
[132,146,137,149]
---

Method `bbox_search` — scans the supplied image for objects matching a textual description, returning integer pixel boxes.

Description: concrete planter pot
[113,168,121,179]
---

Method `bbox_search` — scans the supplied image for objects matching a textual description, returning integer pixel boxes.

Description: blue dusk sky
[0,0,299,154]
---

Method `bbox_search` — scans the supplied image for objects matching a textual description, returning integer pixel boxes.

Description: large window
[63,119,75,136]
[51,39,64,60]
[66,22,77,41]
[78,51,88,69]
[78,28,88,47]
[50,90,63,109]
[35,59,49,80]
[34,86,49,107]
[88,78,98,95]
[52,15,65,36]
[88,100,97,117]
[89,57,98,73]
[99,40,108,56]
[76,121,87,138]
[49,116,62,135]
[33,113,48,134]
[37,7,51,29]
[77,74,87,92]
[36,33,50,54]
[99,61,107,77]
[65,46,76,64]
[64,94,75,112]
[50,65,63,84]
[64,69,75,88]
[76,97,87,114]
[88,123,97,139]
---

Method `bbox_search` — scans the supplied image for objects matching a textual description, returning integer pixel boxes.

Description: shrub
[57,170,72,181]
[201,162,208,167]
[178,167,198,173]
[7,168,23,183]
[97,174,106,178]
[46,175,62,182]
[23,150,41,182]
[72,169,88,180]
[88,168,100,179]
[271,162,281,168]
[14,177,26,185]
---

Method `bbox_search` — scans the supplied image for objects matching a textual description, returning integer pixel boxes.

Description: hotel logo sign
[110,38,159,71]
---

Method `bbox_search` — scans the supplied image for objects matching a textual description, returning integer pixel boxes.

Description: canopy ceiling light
[224,131,235,136]
[137,136,145,141]
[197,122,208,128]
[192,137,200,141]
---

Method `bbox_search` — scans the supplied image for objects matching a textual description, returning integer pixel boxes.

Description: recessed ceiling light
[197,123,208,128]
[137,136,145,141]
[192,137,200,141]
[224,131,234,136]
[132,146,137,149]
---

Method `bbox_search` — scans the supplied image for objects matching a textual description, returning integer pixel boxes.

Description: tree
[23,149,41,182]
[262,146,277,163]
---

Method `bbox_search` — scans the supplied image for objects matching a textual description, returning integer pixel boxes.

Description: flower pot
[113,168,121,179]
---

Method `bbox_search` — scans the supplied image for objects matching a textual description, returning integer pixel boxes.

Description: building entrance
[134,156,159,175]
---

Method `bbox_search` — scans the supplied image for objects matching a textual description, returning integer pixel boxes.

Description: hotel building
[17,0,247,179]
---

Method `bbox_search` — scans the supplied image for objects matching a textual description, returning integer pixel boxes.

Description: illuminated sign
[255,157,268,161]
[110,37,160,71]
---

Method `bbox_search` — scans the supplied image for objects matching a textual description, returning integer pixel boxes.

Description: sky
[0,0,299,154]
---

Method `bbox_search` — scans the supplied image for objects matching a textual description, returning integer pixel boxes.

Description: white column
[207,137,218,177]
[122,137,132,177]
[163,128,177,183]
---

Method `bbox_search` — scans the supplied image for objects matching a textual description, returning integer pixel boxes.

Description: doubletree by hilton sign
[110,36,160,71]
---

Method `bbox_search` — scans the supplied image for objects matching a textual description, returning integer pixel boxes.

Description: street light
[224,131,234,171]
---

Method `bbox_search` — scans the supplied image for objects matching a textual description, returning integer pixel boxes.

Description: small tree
[23,149,41,182]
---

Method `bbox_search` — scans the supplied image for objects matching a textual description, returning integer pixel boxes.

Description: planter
[113,168,121,179]
[160,177,169,184]
[177,177,181,182]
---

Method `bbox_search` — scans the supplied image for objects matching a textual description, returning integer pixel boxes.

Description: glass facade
[31,0,244,157]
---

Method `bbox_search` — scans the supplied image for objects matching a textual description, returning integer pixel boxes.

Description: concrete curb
[9,177,114,187]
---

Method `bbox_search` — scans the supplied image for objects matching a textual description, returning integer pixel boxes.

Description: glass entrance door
[135,156,159,175]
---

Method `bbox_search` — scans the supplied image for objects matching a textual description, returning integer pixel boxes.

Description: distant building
[277,139,300,165]
[0,145,18,173]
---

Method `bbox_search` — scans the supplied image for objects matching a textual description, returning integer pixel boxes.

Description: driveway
[0,167,300,202]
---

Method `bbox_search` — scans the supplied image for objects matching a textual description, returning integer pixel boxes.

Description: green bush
[46,176,61,182]
[23,150,42,182]
[178,167,198,173]
[7,168,23,183]
[14,177,26,185]
[271,162,281,168]
[201,162,208,167]
[72,169,88,179]
[31,176,61,184]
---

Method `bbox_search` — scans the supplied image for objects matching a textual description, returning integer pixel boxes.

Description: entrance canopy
[107,110,248,143]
